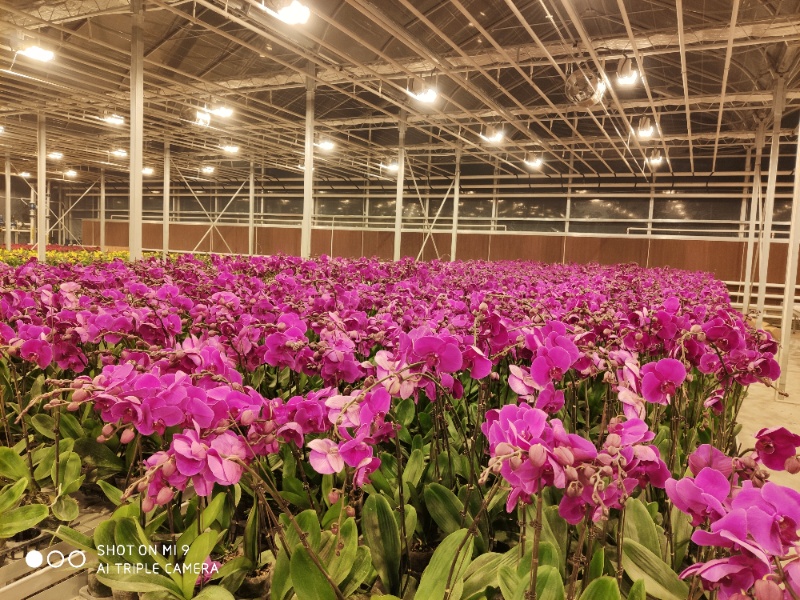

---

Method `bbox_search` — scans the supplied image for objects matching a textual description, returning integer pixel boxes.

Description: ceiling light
[47,151,63,160]
[576,189,588,194]
[637,116,654,139]
[64,169,77,178]
[19,172,30,178]
[616,57,638,86]
[210,106,233,118]
[194,110,211,127]
[0,126,4,134]
[202,166,215,174]
[104,114,125,125]
[566,69,606,108]
[648,150,664,167]
[524,151,543,168]
[222,144,239,153]
[315,139,335,151]
[142,167,154,176]
[662,189,677,195]
[262,0,310,25]
[407,78,438,103]
[112,149,127,158]
[18,45,54,62]
[380,160,399,172]
[480,125,504,143]
[297,163,314,171]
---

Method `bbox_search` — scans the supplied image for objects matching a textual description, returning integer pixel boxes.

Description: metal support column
[743,124,765,314]
[450,147,461,261]
[99,170,106,251]
[128,0,144,260]
[300,63,315,259]
[4,155,10,250]
[778,116,800,393]
[37,114,46,262]
[162,141,170,258]
[393,112,407,261]
[248,161,255,255]
[756,77,786,327]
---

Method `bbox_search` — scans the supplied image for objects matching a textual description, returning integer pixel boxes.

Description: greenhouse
[1,1,800,599]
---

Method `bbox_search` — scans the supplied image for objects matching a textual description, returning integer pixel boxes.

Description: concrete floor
[738,331,800,491]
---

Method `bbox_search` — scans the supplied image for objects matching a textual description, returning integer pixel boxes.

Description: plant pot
[408,549,434,578]
[87,568,113,598]
[111,590,139,600]
[235,569,271,599]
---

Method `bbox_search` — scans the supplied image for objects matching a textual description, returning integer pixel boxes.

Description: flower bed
[0,246,129,266]
[0,253,797,600]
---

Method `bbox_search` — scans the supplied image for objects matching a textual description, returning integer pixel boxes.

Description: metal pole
[162,141,170,258]
[743,124,765,314]
[4,154,10,250]
[756,77,786,327]
[450,146,461,261]
[393,112,407,261]
[99,169,106,251]
[248,161,255,255]
[29,188,34,246]
[740,146,752,238]
[37,114,46,262]
[300,63,315,258]
[128,0,144,260]
[778,114,800,393]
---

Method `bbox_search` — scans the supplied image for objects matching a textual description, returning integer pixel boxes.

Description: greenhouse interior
[1,1,800,599]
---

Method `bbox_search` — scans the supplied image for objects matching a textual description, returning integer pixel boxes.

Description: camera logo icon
[25,549,87,569]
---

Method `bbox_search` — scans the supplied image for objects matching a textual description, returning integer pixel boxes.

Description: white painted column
[128,0,144,260]
[248,161,255,255]
[743,124,765,313]
[37,114,46,262]
[756,77,786,327]
[162,140,170,258]
[450,146,461,261]
[300,64,315,259]
[778,115,800,393]
[4,154,10,250]
[99,169,106,251]
[393,112,407,261]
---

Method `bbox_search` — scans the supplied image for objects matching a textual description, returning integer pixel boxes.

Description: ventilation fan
[565,68,606,108]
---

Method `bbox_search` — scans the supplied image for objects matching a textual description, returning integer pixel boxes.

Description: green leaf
[627,580,647,600]
[31,414,56,439]
[622,539,689,600]
[0,478,29,513]
[0,504,48,538]
[243,504,259,563]
[52,451,83,495]
[416,529,474,600]
[326,517,358,585]
[52,494,80,521]
[587,547,605,584]
[396,398,415,427]
[58,412,85,439]
[362,493,402,596]
[97,480,124,506]
[74,438,124,475]
[94,520,117,561]
[96,565,183,596]
[279,509,321,553]
[624,498,663,559]
[0,447,29,481]
[54,524,96,553]
[424,483,465,536]
[114,518,157,567]
[182,531,218,600]
[461,552,505,599]
[578,576,621,600]
[535,566,565,600]
[402,449,425,487]
[290,545,336,600]
[340,545,372,598]
[193,586,236,600]
[270,550,291,600]
[670,504,693,571]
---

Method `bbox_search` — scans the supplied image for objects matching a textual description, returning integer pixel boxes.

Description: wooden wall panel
[565,237,649,266]
[648,239,744,281]
[105,222,129,247]
[211,226,249,254]
[400,232,424,259]
[331,230,363,258]
[311,229,332,257]
[490,234,563,263]
[82,220,98,246]
[362,231,393,260]
[142,223,162,250]
[420,233,452,261]
[766,244,788,284]
[256,227,301,256]
[456,234,490,260]
[170,224,211,252]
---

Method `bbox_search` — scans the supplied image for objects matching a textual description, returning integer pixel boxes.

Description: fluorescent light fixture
[221,144,239,153]
[617,57,638,86]
[380,161,399,172]
[194,110,211,127]
[637,116,654,139]
[662,189,677,195]
[315,139,335,151]
[19,172,30,178]
[407,78,438,103]
[0,126,4,134]
[104,114,125,125]
[262,0,310,25]
[142,167,154,176]
[19,45,54,62]
[480,125,504,143]
[210,106,233,118]
[524,151,543,168]
[64,169,77,178]
[202,166,215,174]
[576,189,588,194]
[112,149,127,157]
[47,151,63,160]
[648,150,664,167]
